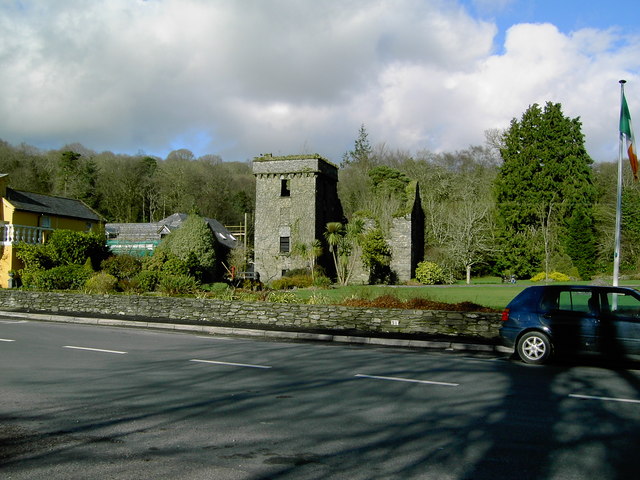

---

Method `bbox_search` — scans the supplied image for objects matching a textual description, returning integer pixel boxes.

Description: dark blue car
[500,285,640,364]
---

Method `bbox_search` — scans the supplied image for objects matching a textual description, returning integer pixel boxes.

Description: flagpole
[613,79,626,287]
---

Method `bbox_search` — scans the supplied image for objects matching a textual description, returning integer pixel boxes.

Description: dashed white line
[0,338,16,342]
[355,374,459,387]
[63,346,127,355]
[569,394,640,404]
[190,359,272,369]
[193,336,233,341]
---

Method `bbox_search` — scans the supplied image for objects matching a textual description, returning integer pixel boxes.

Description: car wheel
[517,331,552,365]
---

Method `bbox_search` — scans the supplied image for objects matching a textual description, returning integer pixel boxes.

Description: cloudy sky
[1,0,639,163]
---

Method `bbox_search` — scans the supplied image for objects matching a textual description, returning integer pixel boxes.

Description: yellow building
[0,174,102,288]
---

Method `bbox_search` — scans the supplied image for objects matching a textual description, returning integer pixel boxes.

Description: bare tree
[444,200,496,284]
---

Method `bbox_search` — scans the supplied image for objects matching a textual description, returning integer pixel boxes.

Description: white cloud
[0,0,639,162]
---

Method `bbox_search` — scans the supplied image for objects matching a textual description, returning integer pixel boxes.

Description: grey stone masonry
[389,215,413,282]
[388,183,424,282]
[253,154,343,282]
[0,290,502,340]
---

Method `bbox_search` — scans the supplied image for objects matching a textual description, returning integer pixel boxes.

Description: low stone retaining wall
[0,290,502,341]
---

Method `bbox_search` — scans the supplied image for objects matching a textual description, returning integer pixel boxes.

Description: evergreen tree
[339,124,376,219]
[360,228,392,284]
[494,102,596,277]
[565,206,597,279]
[158,215,219,282]
[620,186,640,271]
[342,124,373,168]
[56,150,99,207]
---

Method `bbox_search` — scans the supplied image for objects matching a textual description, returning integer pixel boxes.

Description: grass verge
[289,280,640,311]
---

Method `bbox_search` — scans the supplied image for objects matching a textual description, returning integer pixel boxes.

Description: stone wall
[0,290,502,340]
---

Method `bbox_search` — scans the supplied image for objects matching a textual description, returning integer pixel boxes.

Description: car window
[558,290,593,313]
[604,292,640,317]
[540,289,559,311]
[509,287,542,309]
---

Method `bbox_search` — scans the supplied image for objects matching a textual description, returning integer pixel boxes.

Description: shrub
[117,278,137,293]
[158,274,199,296]
[306,293,329,304]
[101,255,142,280]
[289,274,313,288]
[28,264,93,290]
[549,271,570,282]
[415,261,446,285]
[361,228,392,284]
[85,272,118,294]
[271,277,294,290]
[161,256,190,276]
[142,250,171,272]
[158,215,218,281]
[131,270,161,293]
[16,230,110,276]
[313,275,332,288]
[18,268,42,289]
[201,283,235,300]
[15,243,54,270]
[141,250,191,276]
[567,266,581,280]
[47,230,110,269]
[267,291,302,303]
[530,271,571,282]
[283,268,311,277]
[271,274,313,290]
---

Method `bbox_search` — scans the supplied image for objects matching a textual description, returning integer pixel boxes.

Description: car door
[545,288,599,354]
[599,290,640,356]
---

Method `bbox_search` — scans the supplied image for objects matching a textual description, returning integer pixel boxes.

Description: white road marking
[63,346,127,355]
[194,336,233,341]
[355,374,459,387]
[190,359,272,369]
[569,394,640,404]
[0,338,16,342]
[0,320,27,324]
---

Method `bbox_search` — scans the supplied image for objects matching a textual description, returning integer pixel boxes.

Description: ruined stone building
[389,182,425,282]
[252,154,424,284]
[253,154,343,282]
[348,182,425,284]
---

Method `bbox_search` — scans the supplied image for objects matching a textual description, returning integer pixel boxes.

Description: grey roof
[105,223,170,239]
[157,213,188,230]
[5,188,101,222]
[206,217,237,249]
[105,213,237,248]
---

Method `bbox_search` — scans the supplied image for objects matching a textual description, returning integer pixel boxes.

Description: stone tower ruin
[252,154,343,282]
[388,183,425,282]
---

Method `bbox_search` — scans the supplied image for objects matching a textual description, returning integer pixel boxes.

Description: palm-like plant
[324,222,345,283]
[324,220,365,285]
[291,239,323,281]
[309,239,323,281]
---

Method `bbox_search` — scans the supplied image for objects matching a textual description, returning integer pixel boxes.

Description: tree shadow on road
[2,339,640,479]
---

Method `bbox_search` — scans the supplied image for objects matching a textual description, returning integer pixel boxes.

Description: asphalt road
[2,316,640,479]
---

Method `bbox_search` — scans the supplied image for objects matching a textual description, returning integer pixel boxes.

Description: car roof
[507,285,640,307]
[524,284,638,291]
[519,285,640,296]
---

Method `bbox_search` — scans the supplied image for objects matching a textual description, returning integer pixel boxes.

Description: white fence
[0,224,51,246]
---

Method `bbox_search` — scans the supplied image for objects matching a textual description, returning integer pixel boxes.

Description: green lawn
[291,279,640,311]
